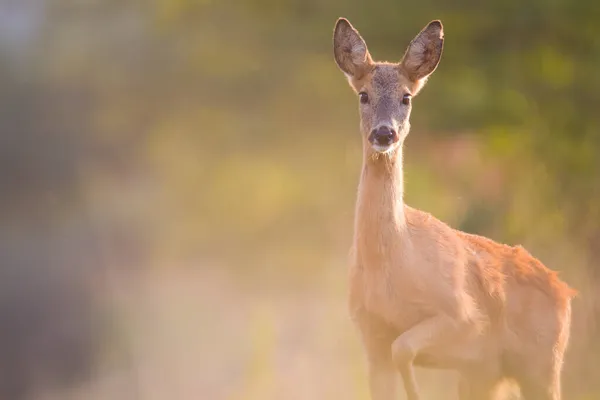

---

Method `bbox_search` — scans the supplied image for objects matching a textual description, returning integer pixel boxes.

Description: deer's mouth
[371,142,398,154]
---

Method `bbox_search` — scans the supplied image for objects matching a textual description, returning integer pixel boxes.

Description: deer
[333,18,576,400]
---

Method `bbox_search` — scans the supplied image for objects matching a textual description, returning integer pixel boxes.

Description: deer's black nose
[369,126,397,146]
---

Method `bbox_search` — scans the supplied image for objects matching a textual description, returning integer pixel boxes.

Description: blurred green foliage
[1,0,600,398]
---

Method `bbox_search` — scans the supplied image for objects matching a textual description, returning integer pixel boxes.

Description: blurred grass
[66,267,464,400]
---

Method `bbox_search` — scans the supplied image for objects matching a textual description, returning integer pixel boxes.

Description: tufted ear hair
[333,18,373,79]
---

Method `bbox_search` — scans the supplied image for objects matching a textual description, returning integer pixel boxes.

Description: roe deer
[333,18,576,400]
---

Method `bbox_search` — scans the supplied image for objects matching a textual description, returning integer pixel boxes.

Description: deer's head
[333,18,444,155]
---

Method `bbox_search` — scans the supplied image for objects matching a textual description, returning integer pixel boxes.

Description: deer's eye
[402,93,412,106]
[359,92,369,104]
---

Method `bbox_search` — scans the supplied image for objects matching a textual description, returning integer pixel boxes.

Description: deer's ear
[333,18,372,79]
[401,20,444,83]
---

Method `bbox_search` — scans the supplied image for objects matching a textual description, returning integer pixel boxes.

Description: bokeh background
[1,0,599,399]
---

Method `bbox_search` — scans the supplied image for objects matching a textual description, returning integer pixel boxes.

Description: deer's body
[334,19,574,400]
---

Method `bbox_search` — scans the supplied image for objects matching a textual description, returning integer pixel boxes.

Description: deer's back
[458,230,575,311]
[402,207,575,356]
[456,229,575,362]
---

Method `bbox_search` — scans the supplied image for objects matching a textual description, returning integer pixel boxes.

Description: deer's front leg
[355,314,399,400]
[391,313,475,400]
[367,358,398,400]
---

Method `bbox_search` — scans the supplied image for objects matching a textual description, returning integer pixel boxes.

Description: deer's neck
[353,148,408,266]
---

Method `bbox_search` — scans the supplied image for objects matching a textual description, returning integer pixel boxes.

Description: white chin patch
[371,143,396,154]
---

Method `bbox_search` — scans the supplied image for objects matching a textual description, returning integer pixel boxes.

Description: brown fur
[334,18,575,400]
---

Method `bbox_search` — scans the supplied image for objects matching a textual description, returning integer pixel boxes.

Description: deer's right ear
[333,18,372,79]
[401,20,444,84]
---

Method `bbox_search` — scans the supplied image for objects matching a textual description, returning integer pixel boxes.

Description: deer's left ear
[400,20,444,83]
[333,18,372,79]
